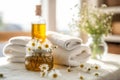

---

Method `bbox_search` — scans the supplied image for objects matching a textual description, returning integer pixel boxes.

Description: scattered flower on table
[67,66,72,72]
[92,64,101,71]
[48,69,62,80]
[79,63,101,72]
[79,63,85,69]
[92,72,100,77]
[40,71,48,77]
[79,63,92,73]
[0,73,3,78]
[78,73,85,80]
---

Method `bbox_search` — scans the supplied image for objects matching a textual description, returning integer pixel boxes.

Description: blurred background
[0,0,80,33]
[0,0,120,56]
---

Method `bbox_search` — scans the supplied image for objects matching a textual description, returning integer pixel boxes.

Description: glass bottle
[25,4,54,72]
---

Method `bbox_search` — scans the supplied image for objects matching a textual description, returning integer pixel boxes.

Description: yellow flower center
[28,48,31,51]
[79,76,84,80]
[80,64,84,68]
[0,73,3,78]
[95,73,99,77]
[95,66,98,70]
[67,67,71,72]
[53,73,58,78]
[87,68,91,71]
[45,44,49,48]
[32,42,35,46]
[42,66,46,70]
[41,72,45,77]
[38,46,42,50]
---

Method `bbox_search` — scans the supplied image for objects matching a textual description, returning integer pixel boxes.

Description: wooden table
[0,54,120,80]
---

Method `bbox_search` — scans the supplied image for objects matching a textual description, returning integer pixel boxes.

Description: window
[0,0,41,31]
[0,0,80,33]
[56,0,80,34]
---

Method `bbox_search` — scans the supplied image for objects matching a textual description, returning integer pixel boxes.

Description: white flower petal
[92,72,100,77]
[92,64,101,71]
[41,39,52,51]
[40,71,48,77]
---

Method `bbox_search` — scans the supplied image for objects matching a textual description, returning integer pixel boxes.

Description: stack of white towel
[3,36,31,62]
[3,31,91,66]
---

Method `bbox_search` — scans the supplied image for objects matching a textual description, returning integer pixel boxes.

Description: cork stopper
[35,5,41,16]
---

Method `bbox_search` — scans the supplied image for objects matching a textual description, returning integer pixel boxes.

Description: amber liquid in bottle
[32,23,46,42]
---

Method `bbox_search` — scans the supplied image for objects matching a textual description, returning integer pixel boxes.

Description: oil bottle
[25,4,53,71]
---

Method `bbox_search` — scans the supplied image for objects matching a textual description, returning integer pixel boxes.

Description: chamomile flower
[42,40,52,52]
[79,63,85,69]
[78,73,85,80]
[0,73,3,78]
[48,69,62,80]
[92,64,101,71]
[67,66,72,72]
[79,76,84,80]
[40,71,48,77]
[39,64,49,72]
[79,63,92,73]
[92,72,100,77]
[26,39,38,50]
[84,65,92,73]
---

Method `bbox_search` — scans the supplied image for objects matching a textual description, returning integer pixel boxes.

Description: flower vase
[90,35,108,59]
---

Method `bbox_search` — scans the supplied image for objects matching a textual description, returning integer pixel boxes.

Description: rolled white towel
[9,36,31,46]
[3,43,26,54]
[7,57,25,63]
[47,31,82,50]
[53,45,91,66]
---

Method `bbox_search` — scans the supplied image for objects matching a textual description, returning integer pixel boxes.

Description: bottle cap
[35,5,41,16]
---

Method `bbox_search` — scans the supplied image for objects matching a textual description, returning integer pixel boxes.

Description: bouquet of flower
[73,3,113,37]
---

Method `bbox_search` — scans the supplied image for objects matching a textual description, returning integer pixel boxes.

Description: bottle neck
[33,4,45,24]
[32,15,45,24]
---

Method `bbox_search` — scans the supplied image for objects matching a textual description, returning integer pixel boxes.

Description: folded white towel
[3,49,25,57]
[9,36,31,46]
[47,31,82,50]
[53,45,91,66]
[7,57,25,63]
[3,43,26,54]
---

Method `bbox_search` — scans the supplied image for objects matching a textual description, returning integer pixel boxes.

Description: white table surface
[0,54,120,80]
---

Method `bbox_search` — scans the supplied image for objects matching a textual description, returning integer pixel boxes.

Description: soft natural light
[56,0,80,33]
[0,0,80,32]
[0,0,40,31]
[0,57,9,66]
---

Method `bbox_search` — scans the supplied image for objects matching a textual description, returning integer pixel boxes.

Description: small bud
[0,73,3,78]
[67,67,72,72]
